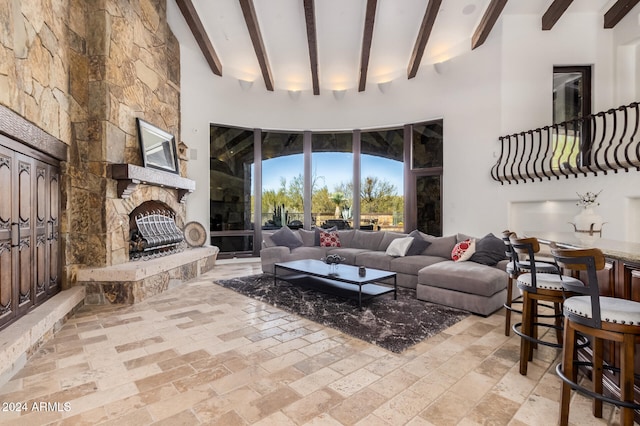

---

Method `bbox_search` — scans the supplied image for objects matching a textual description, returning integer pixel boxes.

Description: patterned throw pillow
[319,231,341,247]
[451,238,476,262]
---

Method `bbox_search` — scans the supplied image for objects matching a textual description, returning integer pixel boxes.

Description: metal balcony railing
[491,102,640,184]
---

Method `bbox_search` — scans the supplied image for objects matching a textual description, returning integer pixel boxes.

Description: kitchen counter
[527,232,640,263]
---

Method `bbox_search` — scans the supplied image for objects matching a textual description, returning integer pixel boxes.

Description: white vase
[571,207,603,235]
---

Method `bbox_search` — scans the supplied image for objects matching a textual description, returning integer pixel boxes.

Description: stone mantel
[111,163,196,202]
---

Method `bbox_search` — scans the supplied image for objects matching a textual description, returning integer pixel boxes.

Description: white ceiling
[186,0,615,92]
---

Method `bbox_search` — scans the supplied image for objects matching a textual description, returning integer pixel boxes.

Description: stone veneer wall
[0,0,182,287]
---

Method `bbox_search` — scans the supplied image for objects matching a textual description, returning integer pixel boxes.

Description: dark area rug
[214,273,470,353]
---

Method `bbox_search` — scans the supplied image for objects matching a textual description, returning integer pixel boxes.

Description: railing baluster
[532,128,544,181]
[623,102,639,170]
[516,132,526,183]
[592,112,608,175]
[603,108,617,172]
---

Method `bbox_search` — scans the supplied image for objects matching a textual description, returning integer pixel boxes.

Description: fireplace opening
[129,201,185,260]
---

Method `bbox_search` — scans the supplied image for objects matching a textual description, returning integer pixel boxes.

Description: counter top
[527,232,640,263]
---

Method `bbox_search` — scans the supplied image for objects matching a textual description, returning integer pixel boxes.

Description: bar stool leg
[621,334,635,426]
[554,302,563,345]
[592,337,603,418]
[560,317,575,426]
[519,292,532,376]
[505,276,514,336]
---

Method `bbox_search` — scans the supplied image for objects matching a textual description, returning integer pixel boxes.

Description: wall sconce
[288,90,301,100]
[433,60,450,75]
[238,79,253,91]
[333,89,346,100]
[377,81,392,94]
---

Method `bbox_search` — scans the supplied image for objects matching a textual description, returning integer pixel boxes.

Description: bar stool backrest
[509,236,543,286]
[502,231,519,273]
[551,247,606,329]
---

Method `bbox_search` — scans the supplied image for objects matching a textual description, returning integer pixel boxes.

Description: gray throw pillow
[271,226,303,249]
[422,234,457,258]
[469,233,507,266]
[406,230,432,256]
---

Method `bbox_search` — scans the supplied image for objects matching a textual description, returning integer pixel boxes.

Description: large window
[261,132,303,229]
[361,129,404,231]
[312,133,353,229]
[209,126,254,254]
[209,122,444,256]
[411,121,443,236]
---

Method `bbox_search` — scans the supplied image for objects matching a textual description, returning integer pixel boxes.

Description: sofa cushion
[355,251,395,271]
[451,239,476,262]
[325,247,369,265]
[421,234,457,258]
[270,226,303,249]
[351,230,385,250]
[378,231,408,251]
[289,246,328,261]
[469,233,508,266]
[298,229,316,246]
[319,230,341,247]
[406,230,431,256]
[390,255,447,275]
[385,237,414,256]
[418,261,507,297]
[337,230,355,247]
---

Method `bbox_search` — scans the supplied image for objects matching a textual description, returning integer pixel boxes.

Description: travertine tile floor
[0,259,621,425]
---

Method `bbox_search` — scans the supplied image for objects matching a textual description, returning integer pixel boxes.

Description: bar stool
[509,236,580,375]
[503,231,559,337]
[551,246,640,426]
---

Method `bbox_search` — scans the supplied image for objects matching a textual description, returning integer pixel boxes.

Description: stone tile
[289,367,343,397]
[329,388,388,425]
[281,388,344,424]
[327,368,381,397]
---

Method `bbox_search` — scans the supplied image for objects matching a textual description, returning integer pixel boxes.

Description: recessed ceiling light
[462,4,476,15]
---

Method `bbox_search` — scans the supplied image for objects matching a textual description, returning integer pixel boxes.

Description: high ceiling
[175,0,637,94]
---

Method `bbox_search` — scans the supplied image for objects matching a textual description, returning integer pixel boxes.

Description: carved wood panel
[0,145,15,328]
[0,142,60,330]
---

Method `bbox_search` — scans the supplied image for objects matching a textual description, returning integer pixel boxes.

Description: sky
[261,152,404,194]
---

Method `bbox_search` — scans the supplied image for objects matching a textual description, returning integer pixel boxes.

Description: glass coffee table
[273,259,397,310]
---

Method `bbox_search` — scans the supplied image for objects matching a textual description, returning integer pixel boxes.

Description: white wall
[167,3,640,243]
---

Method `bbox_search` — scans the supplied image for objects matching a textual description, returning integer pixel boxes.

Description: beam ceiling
[239,0,274,91]
[407,0,441,80]
[604,0,640,28]
[303,0,320,95]
[471,0,508,50]
[358,0,378,92]
[175,0,222,76]
[542,0,574,30]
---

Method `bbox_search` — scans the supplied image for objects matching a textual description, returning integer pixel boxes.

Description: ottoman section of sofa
[416,260,508,316]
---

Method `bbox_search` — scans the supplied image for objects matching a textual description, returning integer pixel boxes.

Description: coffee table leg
[358,284,362,311]
[394,276,397,300]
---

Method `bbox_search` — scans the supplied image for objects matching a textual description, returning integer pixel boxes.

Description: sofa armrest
[260,246,290,273]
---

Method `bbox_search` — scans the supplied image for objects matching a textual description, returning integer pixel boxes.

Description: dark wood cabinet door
[15,152,34,314]
[0,142,60,330]
[0,145,15,328]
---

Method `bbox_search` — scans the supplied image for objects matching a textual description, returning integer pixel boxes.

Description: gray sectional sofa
[260,227,509,316]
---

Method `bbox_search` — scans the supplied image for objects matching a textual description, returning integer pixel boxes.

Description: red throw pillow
[319,231,341,247]
[451,238,476,262]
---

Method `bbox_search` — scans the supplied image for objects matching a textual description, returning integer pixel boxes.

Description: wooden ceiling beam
[175,0,222,76]
[407,0,441,79]
[542,0,574,30]
[239,0,275,91]
[471,0,508,50]
[358,0,378,92]
[604,0,640,28]
[303,0,320,95]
